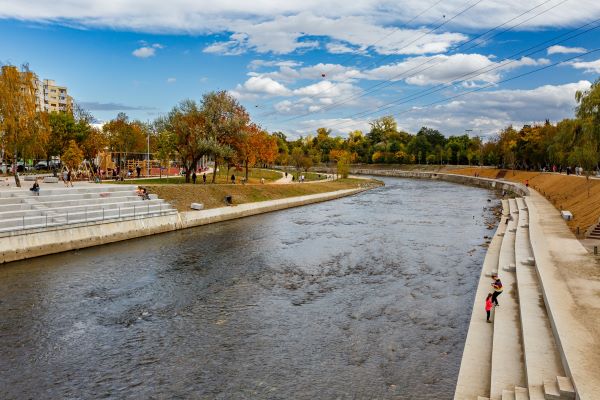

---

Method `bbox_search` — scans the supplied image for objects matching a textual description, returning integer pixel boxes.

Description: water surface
[0,177,499,399]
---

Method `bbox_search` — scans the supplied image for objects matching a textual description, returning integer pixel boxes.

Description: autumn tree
[156,100,218,183]
[0,64,50,186]
[201,91,249,183]
[61,140,84,170]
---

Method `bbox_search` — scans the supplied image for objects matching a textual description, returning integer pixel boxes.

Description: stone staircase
[0,184,177,234]
[585,219,600,239]
[455,197,577,400]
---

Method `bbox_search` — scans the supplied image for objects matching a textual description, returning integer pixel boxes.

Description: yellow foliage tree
[61,140,84,171]
[0,64,50,186]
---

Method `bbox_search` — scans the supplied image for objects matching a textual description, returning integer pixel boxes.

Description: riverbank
[0,181,379,264]
[146,178,378,211]
[446,167,600,235]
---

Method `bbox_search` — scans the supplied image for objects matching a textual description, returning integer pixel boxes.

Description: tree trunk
[185,165,191,183]
[13,151,21,187]
[212,159,218,184]
[245,160,249,181]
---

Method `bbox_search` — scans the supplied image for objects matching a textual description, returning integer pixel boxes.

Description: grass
[147,177,383,211]
[105,168,283,185]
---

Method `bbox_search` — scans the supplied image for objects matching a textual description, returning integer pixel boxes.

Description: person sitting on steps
[30,179,40,196]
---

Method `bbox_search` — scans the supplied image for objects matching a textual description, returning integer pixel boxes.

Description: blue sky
[1,0,599,138]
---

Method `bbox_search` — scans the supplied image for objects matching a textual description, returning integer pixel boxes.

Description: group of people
[485,273,503,323]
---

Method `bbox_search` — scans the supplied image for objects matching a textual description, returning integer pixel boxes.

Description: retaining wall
[0,187,368,264]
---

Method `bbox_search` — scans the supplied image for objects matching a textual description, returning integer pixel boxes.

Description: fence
[1,202,176,234]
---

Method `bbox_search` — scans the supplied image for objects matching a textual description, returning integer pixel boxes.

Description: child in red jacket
[485,293,493,323]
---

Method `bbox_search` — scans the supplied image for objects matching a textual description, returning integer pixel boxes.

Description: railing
[2,202,176,233]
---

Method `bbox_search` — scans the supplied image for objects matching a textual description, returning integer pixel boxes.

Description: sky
[1,0,599,139]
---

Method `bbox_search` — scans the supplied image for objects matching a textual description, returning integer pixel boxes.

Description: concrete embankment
[0,187,368,264]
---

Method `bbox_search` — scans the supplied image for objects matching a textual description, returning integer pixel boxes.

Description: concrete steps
[490,198,526,399]
[0,184,175,233]
[514,197,564,400]
[543,376,575,399]
[453,200,508,400]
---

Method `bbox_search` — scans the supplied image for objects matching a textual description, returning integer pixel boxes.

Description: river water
[0,177,499,400]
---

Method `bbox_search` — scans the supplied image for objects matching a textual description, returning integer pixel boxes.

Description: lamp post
[146,121,150,177]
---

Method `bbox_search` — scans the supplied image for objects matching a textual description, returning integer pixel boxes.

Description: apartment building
[38,79,73,113]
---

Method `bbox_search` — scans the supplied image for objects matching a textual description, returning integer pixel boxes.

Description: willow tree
[0,64,49,187]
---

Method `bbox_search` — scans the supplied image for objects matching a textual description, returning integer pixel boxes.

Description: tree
[0,64,50,186]
[61,140,84,170]
[156,100,217,183]
[155,129,176,179]
[201,91,249,183]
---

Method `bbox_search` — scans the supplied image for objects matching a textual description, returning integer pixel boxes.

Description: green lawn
[105,168,283,185]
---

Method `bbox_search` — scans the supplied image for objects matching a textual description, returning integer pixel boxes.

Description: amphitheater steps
[0,184,176,233]
[514,197,564,400]
[490,198,526,399]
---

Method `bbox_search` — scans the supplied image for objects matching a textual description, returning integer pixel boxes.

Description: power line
[275,0,565,123]
[310,47,600,133]
[255,0,484,119]
[308,18,600,131]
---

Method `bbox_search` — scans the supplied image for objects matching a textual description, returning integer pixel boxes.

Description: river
[0,177,499,399]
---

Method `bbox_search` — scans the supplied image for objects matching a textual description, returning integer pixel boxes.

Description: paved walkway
[526,188,600,399]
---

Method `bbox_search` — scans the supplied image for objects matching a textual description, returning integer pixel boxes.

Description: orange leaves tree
[0,64,49,186]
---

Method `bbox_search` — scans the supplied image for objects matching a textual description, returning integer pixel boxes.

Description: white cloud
[166,77,176,83]
[568,58,600,74]
[363,54,550,86]
[132,46,156,58]
[231,76,292,99]
[279,81,592,138]
[547,45,587,55]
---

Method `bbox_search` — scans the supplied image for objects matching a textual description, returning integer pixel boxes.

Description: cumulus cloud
[231,76,292,99]
[363,54,550,86]
[547,45,587,55]
[132,46,156,58]
[279,81,592,138]
[568,58,600,74]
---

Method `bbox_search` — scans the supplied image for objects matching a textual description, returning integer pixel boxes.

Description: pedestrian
[67,169,73,187]
[231,174,235,184]
[192,171,197,184]
[136,165,141,178]
[203,173,206,184]
[30,179,40,196]
[285,171,288,178]
[491,273,503,306]
[485,293,493,323]
[525,179,529,188]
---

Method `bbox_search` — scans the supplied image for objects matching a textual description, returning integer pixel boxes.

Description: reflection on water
[0,177,499,399]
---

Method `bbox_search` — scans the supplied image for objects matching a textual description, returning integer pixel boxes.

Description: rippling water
[0,177,499,399]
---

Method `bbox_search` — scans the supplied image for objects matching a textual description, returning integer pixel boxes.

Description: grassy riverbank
[446,167,600,234]
[147,178,382,211]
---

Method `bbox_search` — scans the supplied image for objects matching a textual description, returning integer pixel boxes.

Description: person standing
[136,165,141,178]
[231,174,235,184]
[491,273,503,306]
[485,293,493,323]
[203,173,206,184]
[192,171,197,184]
[67,169,73,187]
